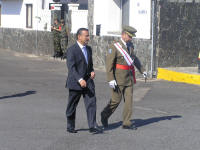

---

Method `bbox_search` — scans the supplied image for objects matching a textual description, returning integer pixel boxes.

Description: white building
[68,3,88,33]
[0,0,53,31]
[0,0,75,31]
[0,0,88,32]
[0,0,151,39]
[93,0,151,39]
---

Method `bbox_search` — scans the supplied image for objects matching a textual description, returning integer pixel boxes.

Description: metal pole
[150,0,155,78]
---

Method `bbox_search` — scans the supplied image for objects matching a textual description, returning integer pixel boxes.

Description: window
[26,4,33,28]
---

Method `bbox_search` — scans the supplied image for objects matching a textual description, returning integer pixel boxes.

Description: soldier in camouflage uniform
[60,19,69,59]
[51,19,62,58]
[101,26,147,130]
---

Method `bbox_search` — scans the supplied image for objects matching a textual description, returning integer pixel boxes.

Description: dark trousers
[66,88,97,129]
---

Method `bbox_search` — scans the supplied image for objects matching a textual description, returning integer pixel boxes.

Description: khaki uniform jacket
[106,40,144,86]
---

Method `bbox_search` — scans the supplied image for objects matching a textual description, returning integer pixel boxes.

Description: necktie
[82,46,88,64]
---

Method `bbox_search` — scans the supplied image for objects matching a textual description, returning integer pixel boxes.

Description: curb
[157,68,200,85]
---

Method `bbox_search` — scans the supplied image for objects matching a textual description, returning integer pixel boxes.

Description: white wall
[71,9,88,33]
[1,0,89,33]
[1,0,24,29]
[93,0,151,39]
[21,0,52,31]
[1,0,52,31]
[26,0,52,31]
[93,0,121,36]
[129,0,151,39]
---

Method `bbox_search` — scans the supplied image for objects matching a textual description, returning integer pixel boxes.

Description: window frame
[26,4,33,28]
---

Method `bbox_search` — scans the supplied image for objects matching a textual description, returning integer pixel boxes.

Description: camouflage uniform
[60,24,69,56]
[52,23,62,57]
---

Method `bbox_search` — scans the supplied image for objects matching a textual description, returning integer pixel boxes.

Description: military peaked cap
[122,26,137,37]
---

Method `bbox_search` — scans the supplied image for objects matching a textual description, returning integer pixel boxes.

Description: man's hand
[90,71,95,80]
[79,79,87,88]
[109,80,117,89]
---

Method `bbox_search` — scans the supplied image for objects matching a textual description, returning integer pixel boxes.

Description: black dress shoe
[101,113,108,128]
[89,127,103,134]
[52,54,56,58]
[61,55,66,60]
[67,128,77,133]
[122,124,137,130]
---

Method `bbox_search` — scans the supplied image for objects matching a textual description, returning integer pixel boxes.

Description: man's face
[126,34,133,42]
[78,30,90,45]
[122,32,132,43]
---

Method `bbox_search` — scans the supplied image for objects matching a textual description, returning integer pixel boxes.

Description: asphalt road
[0,49,200,150]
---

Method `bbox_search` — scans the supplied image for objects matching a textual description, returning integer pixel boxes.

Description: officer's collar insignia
[108,49,112,54]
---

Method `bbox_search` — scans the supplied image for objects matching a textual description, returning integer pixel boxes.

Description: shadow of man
[102,115,182,131]
[0,90,36,100]
[133,115,182,128]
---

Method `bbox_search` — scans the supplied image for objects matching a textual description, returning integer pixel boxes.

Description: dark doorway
[61,4,68,20]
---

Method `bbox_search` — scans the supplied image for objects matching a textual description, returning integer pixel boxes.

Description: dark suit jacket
[66,42,95,91]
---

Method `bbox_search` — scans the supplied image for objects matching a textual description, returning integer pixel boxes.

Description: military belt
[116,64,136,83]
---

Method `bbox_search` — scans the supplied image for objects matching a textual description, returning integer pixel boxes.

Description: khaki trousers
[104,85,134,126]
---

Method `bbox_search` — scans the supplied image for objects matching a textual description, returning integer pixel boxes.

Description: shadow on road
[103,115,182,131]
[0,90,36,100]
[134,115,182,127]
[76,128,89,132]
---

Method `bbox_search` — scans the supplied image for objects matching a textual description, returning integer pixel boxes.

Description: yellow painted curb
[157,68,200,85]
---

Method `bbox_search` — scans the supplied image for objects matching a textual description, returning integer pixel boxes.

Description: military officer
[101,26,147,130]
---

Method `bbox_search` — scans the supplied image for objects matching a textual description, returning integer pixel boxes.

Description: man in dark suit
[65,28,102,134]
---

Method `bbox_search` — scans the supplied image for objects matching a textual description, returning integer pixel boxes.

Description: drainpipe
[151,0,155,78]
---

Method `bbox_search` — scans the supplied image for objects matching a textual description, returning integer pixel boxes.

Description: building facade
[0,0,72,31]
[0,0,51,31]
[93,0,151,39]
[1,0,199,75]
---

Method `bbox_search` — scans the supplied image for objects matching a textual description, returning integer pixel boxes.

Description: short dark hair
[76,28,89,39]
[60,19,65,24]
[54,18,59,23]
